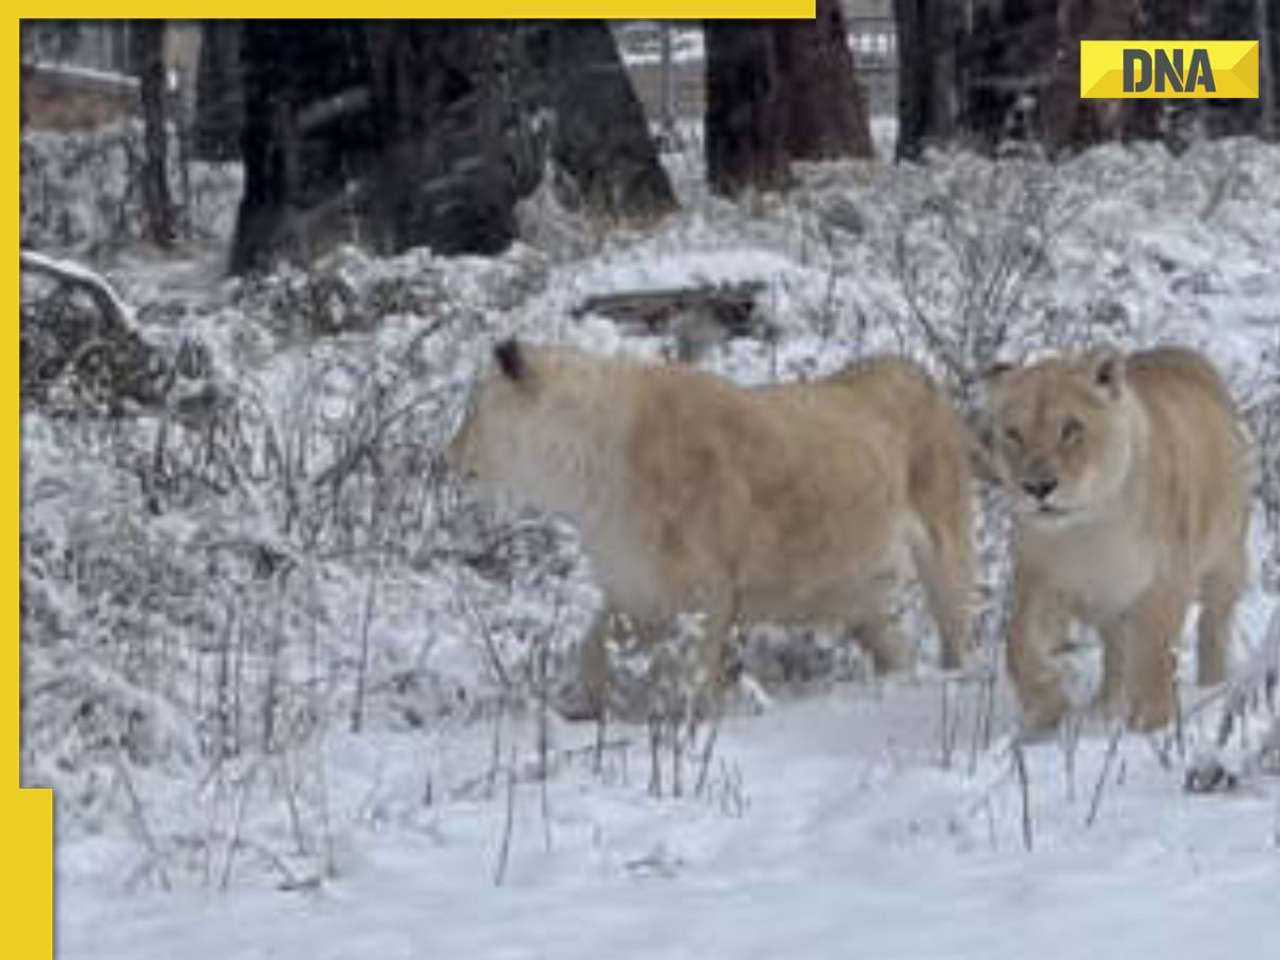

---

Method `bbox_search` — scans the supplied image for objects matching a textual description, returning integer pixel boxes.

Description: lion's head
[446,338,538,492]
[445,338,602,514]
[985,348,1138,526]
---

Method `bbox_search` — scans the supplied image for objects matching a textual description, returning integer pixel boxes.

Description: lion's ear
[983,361,1015,382]
[494,338,528,383]
[1089,347,1125,398]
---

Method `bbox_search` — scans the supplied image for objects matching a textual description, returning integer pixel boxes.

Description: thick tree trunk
[774,0,874,160]
[231,22,672,274]
[135,22,176,247]
[704,23,791,195]
[363,24,518,257]
[895,0,963,160]
[1043,0,1157,152]
[231,23,367,273]
[231,23,518,273]
[522,23,677,219]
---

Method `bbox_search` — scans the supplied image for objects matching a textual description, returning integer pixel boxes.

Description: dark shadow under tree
[230,21,675,274]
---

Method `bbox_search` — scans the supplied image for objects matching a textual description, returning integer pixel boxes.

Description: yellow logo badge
[1080,40,1259,99]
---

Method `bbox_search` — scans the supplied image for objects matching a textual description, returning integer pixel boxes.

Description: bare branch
[21,248,140,337]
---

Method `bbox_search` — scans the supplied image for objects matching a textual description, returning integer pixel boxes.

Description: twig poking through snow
[1085,724,1125,829]
[493,746,517,887]
[1012,740,1034,852]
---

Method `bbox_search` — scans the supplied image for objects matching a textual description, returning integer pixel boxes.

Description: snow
[20,122,1280,958]
[22,60,139,90]
[56,680,1280,959]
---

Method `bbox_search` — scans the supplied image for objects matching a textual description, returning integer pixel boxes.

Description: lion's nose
[1022,476,1058,501]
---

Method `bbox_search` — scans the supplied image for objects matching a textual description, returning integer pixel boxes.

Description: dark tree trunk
[957,0,1278,152]
[521,23,677,219]
[705,9,878,193]
[1266,0,1280,138]
[959,0,1058,149]
[1043,0,1158,152]
[894,0,962,161]
[774,0,874,160]
[193,21,243,162]
[135,22,176,247]
[231,22,374,273]
[231,23,518,273]
[894,0,928,161]
[1198,0,1266,137]
[231,22,672,274]
[704,23,790,195]
[363,24,519,258]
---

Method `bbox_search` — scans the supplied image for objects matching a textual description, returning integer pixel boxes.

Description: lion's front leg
[1096,618,1128,721]
[1007,565,1073,734]
[1119,579,1190,732]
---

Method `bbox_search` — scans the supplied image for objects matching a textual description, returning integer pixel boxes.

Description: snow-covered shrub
[21,122,242,256]
[20,130,1280,895]
[1248,343,1280,589]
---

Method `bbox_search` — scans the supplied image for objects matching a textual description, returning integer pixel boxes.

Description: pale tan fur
[760,356,975,670]
[447,343,970,715]
[987,346,1251,732]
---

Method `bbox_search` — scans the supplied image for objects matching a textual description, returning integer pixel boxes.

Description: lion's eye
[1060,418,1084,443]
[1003,427,1024,448]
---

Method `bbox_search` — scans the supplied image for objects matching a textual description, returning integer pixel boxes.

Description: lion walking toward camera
[448,342,975,717]
[986,346,1252,732]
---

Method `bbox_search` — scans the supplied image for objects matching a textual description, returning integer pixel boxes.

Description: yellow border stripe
[11,14,54,959]
[22,4,816,17]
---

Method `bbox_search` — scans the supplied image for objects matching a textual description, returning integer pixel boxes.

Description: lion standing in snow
[986,346,1252,732]
[447,340,975,713]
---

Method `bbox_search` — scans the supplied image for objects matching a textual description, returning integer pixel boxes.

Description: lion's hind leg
[912,520,973,671]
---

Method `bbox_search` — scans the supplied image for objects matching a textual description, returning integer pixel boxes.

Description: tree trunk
[231,23,372,273]
[956,0,1057,150]
[895,0,963,160]
[193,21,243,162]
[363,24,519,258]
[1043,0,1157,152]
[774,0,874,160]
[135,22,176,247]
[895,0,939,160]
[521,23,677,220]
[231,23,518,273]
[231,22,673,274]
[704,22,790,195]
[1263,0,1280,138]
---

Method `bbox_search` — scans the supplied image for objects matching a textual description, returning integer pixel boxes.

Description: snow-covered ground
[57,664,1280,959]
[21,124,1280,958]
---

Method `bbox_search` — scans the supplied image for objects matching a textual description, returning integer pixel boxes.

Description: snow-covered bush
[19,126,1280,896]
[21,122,242,256]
